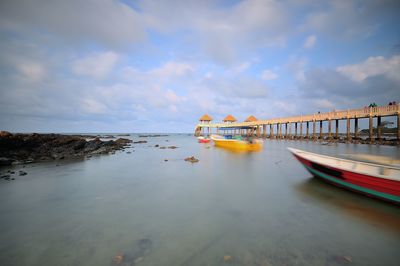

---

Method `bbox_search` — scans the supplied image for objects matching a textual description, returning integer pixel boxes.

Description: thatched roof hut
[199,114,213,122]
[223,114,237,122]
[245,115,258,122]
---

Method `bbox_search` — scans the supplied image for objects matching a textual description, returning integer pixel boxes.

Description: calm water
[0,135,399,266]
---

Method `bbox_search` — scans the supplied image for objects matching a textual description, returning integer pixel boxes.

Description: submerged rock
[184,156,199,163]
[133,140,147,144]
[111,238,152,266]
[19,171,27,176]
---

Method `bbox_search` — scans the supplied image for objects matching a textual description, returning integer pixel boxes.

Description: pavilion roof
[199,114,213,121]
[245,115,258,122]
[223,114,237,122]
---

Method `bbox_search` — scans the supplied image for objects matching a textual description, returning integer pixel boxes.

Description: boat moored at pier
[288,147,400,204]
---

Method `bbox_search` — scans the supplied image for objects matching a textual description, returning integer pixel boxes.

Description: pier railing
[196,104,399,128]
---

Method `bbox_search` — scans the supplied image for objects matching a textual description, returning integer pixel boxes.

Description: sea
[0,134,399,266]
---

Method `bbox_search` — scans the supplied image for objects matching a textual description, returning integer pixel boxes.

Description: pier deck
[195,104,400,143]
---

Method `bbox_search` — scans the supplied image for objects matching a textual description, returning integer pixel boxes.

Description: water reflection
[296,178,400,233]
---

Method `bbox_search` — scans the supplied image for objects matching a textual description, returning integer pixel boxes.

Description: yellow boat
[210,134,263,151]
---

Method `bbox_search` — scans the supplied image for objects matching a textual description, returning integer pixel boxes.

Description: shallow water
[0,135,399,266]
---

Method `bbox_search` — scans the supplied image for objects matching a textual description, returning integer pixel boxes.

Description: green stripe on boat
[305,165,400,203]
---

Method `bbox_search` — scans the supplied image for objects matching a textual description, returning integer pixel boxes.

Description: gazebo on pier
[245,115,258,122]
[223,114,237,123]
[197,114,213,136]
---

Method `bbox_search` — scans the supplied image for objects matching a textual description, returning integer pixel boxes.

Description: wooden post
[335,119,339,139]
[313,120,316,140]
[295,123,298,139]
[369,116,373,143]
[285,123,288,139]
[279,123,282,139]
[398,114,400,141]
[262,125,266,138]
[306,122,309,139]
[328,119,332,140]
[377,116,382,141]
[319,120,323,139]
[354,118,358,139]
[270,124,273,139]
[256,126,261,138]
[346,117,351,141]
[300,122,303,139]
[289,123,292,139]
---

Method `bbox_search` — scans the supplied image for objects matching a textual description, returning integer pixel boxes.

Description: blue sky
[0,0,399,133]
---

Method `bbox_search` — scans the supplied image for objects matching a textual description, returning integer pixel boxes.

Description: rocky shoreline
[0,131,132,166]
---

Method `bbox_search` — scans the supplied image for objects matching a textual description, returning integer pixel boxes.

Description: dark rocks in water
[126,151,132,154]
[159,146,166,149]
[19,171,27,176]
[168,146,178,149]
[133,140,147,144]
[139,134,169,137]
[184,156,199,163]
[164,159,168,162]
[154,144,159,147]
[0,157,13,166]
[0,133,133,165]
[1,174,11,179]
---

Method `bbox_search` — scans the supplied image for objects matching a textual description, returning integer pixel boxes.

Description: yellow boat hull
[211,137,263,151]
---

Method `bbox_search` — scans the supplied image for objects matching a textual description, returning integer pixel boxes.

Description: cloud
[16,61,46,82]
[81,98,108,114]
[297,56,400,110]
[303,35,316,49]
[0,0,145,48]
[336,55,400,82]
[261,69,278,80]
[301,0,400,39]
[286,56,308,81]
[72,51,120,79]
[140,0,289,64]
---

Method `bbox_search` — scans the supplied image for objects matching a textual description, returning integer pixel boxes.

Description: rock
[111,254,125,265]
[11,178,15,180]
[126,152,132,154]
[133,140,147,144]
[159,146,166,149]
[19,171,27,176]
[164,159,168,162]
[0,157,13,166]
[1,174,10,179]
[0,133,132,164]
[154,144,159,147]
[223,255,232,263]
[168,146,178,149]
[184,156,199,163]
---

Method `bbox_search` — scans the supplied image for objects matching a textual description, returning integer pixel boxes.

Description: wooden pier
[195,104,400,143]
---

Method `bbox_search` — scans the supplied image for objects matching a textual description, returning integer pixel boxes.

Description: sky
[0,0,399,133]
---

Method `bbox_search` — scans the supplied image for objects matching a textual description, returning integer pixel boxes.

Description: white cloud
[149,61,194,78]
[72,51,120,79]
[81,98,108,114]
[287,56,308,81]
[261,69,278,80]
[16,61,46,82]
[303,35,316,49]
[337,55,400,82]
[0,0,145,48]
